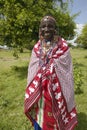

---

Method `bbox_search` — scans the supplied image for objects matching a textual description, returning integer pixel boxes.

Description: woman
[24,16,78,130]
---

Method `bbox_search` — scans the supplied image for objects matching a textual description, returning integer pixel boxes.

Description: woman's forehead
[42,18,55,24]
[41,16,56,22]
[41,20,54,25]
[40,17,56,27]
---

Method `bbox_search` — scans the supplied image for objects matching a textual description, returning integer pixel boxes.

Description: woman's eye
[42,26,46,28]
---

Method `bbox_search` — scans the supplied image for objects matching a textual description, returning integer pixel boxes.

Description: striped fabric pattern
[24,37,78,130]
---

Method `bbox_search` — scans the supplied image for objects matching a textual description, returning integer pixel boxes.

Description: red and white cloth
[24,37,78,130]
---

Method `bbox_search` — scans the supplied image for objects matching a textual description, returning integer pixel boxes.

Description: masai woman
[24,16,78,130]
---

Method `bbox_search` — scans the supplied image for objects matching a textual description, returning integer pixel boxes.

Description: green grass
[0,48,87,130]
[0,49,33,130]
[70,48,87,130]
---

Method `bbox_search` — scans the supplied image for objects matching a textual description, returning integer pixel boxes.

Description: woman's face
[40,18,55,41]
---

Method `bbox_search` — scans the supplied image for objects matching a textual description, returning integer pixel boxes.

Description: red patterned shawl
[24,37,78,130]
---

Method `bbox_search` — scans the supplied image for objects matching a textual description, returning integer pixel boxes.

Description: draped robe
[24,37,78,130]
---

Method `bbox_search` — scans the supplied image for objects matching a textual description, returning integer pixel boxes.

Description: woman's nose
[44,26,49,31]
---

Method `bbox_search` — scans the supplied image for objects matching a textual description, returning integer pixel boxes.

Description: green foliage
[76,24,87,49]
[73,59,83,94]
[0,0,75,49]
[13,48,19,58]
[53,9,76,39]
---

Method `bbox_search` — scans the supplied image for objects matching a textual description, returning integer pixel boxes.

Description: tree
[53,9,76,39]
[0,0,75,50]
[76,24,87,49]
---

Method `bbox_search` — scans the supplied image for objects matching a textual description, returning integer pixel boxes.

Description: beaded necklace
[39,40,55,66]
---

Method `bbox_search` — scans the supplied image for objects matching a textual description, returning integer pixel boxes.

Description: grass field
[0,48,87,130]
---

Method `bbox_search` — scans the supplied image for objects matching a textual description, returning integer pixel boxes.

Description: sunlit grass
[0,49,33,130]
[70,48,87,130]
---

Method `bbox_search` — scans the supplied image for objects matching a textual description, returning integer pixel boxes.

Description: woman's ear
[39,35,44,41]
[53,30,59,42]
[39,28,44,41]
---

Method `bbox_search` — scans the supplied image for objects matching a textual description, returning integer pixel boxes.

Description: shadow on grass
[73,59,84,95]
[75,88,83,95]
[75,112,87,130]
[11,65,28,79]
[73,62,86,68]
[73,58,86,68]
